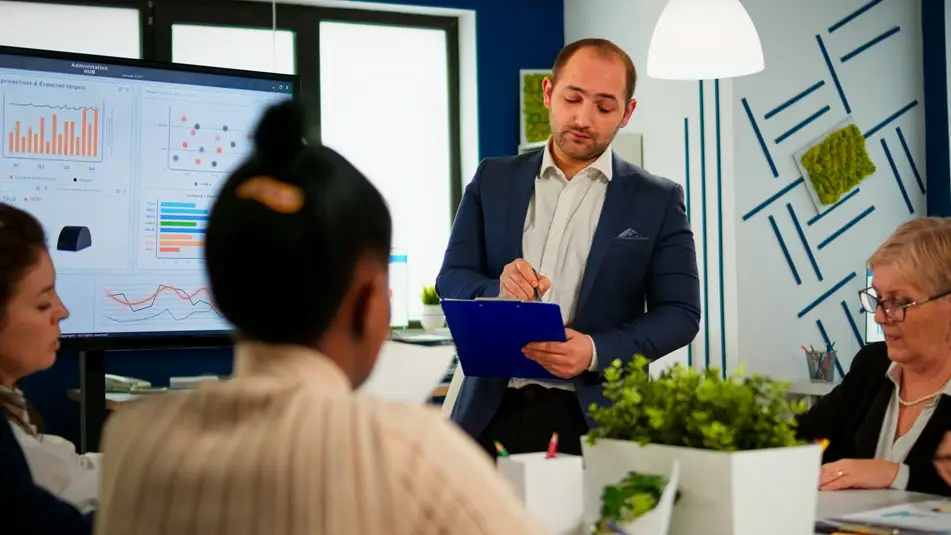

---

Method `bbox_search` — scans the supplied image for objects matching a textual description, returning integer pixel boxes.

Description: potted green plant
[593,464,680,535]
[419,285,443,330]
[582,356,821,535]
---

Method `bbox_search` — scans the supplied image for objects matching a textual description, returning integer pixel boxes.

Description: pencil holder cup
[496,452,583,535]
[805,350,836,383]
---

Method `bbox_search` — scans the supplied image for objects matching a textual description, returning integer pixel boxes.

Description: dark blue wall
[20,0,566,445]
[923,0,950,216]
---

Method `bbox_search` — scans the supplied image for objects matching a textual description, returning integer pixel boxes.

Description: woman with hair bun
[93,101,545,535]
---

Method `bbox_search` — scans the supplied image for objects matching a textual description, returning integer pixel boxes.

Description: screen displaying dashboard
[0,48,295,345]
[865,266,884,343]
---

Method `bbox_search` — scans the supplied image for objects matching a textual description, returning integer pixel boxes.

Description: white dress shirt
[509,141,612,391]
[1,386,100,513]
[875,363,951,489]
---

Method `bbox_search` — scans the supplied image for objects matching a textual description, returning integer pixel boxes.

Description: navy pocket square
[615,228,649,240]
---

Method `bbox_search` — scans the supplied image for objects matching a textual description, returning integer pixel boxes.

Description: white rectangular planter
[582,438,822,535]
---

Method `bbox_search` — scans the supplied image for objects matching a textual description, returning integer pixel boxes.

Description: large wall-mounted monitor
[0,46,297,349]
[865,266,884,343]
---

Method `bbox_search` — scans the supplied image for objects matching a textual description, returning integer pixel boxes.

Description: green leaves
[421,285,440,305]
[593,471,674,534]
[801,124,876,205]
[587,356,807,451]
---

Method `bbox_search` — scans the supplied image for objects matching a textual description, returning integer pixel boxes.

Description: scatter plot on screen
[166,105,256,174]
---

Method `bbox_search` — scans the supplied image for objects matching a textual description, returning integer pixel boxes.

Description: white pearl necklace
[898,390,943,407]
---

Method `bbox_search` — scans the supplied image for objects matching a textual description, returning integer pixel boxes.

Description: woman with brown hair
[0,202,100,513]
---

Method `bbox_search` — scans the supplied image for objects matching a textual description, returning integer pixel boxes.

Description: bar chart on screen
[165,103,257,175]
[2,100,105,163]
[141,199,209,261]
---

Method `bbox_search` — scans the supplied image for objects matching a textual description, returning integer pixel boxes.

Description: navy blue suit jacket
[436,150,701,439]
[0,417,92,534]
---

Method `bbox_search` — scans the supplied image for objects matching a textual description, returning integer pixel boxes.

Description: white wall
[564,0,924,380]
[733,0,923,379]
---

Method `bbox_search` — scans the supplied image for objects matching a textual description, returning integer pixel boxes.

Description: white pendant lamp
[647,0,764,80]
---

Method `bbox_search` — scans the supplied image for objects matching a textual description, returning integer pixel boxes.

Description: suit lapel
[854,380,893,458]
[504,151,543,261]
[577,157,637,313]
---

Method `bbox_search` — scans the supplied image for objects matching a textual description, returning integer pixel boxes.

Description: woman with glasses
[797,218,951,497]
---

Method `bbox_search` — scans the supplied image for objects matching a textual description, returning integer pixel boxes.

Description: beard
[553,125,618,161]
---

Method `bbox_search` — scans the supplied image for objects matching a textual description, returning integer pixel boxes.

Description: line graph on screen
[98,283,227,331]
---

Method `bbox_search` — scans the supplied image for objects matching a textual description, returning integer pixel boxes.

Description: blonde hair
[868,217,951,294]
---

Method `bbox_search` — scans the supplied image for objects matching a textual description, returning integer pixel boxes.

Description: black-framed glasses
[858,287,951,322]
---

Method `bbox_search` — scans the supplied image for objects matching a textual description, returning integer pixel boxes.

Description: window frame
[148,0,463,222]
[307,7,462,221]
[0,0,153,58]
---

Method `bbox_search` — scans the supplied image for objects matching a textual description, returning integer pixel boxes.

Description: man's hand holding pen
[498,258,595,379]
[499,258,550,301]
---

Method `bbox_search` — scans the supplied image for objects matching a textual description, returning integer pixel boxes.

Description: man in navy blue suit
[436,38,701,457]
[0,416,92,534]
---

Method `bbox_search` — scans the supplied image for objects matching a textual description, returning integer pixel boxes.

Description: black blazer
[0,417,92,535]
[797,341,951,496]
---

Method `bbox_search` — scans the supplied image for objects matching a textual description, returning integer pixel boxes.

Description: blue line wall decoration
[700,81,710,370]
[715,79,727,377]
[741,97,779,177]
[733,0,924,382]
[881,139,914,215]
[817,34,852,114]
[765,81,826,119]
[840,26,900,62]
[816,206,876,250]
[895,127,925,195]
[769,215,802,285]
[828,0,883,33]
[787,203,823,281]
[806,188,859,226]
[774,106,831,144]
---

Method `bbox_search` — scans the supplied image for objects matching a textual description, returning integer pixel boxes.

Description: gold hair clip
[235,176,304,214]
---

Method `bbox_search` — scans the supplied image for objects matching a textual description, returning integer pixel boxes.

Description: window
[318,20,456,320]
[0,1,141,58]
[152,2,462,321]
[171,24,295,75]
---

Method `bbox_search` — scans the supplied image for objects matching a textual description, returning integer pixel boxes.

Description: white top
[509,141,613,391]
[93,343,545,535]
[875,363,951,490]
[1,386,100,513]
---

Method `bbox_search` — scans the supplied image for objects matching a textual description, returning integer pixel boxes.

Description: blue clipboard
[441,298,566,379]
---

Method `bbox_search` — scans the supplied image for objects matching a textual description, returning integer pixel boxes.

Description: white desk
[815,490,943,533]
